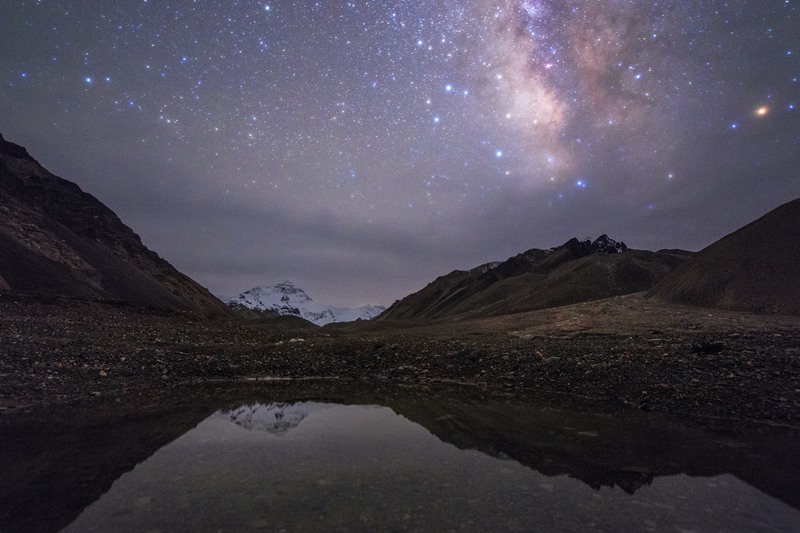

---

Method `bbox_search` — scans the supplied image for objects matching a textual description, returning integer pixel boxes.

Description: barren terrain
[1,291,798,426]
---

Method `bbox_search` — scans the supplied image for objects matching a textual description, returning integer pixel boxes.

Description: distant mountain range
[225,281,385,326]
[380,199,800,320]
[378,235,692,321]
[2,133,796,319]
[0,133,231,316]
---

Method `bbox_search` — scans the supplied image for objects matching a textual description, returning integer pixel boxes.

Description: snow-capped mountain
[225,281,385,326]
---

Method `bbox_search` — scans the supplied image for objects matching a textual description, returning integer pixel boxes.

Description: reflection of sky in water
[65,403,800,532]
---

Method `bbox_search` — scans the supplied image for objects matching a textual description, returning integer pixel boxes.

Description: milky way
[1,1,798,305]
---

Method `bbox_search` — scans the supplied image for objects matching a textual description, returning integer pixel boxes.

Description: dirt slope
[648,198,800,315]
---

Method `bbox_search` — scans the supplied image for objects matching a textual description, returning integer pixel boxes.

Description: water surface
[2,384,799,532]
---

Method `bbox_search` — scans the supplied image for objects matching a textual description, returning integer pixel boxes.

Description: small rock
[692,341,725,355]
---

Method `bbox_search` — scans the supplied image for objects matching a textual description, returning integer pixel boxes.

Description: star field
[1,1,798,305]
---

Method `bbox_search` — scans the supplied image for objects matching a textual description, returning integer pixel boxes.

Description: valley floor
[1,291,799,426]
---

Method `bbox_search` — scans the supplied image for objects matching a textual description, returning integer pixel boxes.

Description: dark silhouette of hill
[379,236,691,321]
[0,133,232,316]
[648,198,800,315]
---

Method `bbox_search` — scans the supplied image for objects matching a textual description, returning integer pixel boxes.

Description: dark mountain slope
[648,199,800,315]
[379,236,691,321]
[0,133,232,316]
[377,261,500,321]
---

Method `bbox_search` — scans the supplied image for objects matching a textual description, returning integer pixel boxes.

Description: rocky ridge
[0,134,231,316]
[562,234,629,255]
[379,235,689,321]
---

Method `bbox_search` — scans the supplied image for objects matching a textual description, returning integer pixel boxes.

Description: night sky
[1,1,798,307]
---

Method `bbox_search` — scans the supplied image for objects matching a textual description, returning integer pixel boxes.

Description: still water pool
[2,385,799,532]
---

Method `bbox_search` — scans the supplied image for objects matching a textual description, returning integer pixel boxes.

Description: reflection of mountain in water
[226,402,321,434]
[386,395,800,507]
[401,401,661,494]
[3,384,800,533]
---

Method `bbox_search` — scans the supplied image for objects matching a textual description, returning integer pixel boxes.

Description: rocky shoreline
[1,291,799,427]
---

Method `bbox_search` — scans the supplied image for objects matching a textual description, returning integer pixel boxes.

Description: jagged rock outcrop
[0,133,232,316]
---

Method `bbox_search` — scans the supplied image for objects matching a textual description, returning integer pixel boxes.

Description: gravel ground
[1,291,799,426]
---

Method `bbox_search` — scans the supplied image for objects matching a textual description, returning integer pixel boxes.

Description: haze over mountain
[648,198,800,315]
[379,235,691,321]
[0,134,231,316]
[226,281,385,326]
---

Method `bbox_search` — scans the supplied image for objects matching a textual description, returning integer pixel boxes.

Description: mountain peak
[561,235,627,255]
[238,282,313,307]
[226,281,384,326]
[592,234,628,253]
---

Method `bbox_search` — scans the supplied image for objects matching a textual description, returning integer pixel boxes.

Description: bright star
[755,106,769,117]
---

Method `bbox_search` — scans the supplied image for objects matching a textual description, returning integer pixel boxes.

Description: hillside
[379,236,691,321]
[648,199,800,315]
[0,134,232,316]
